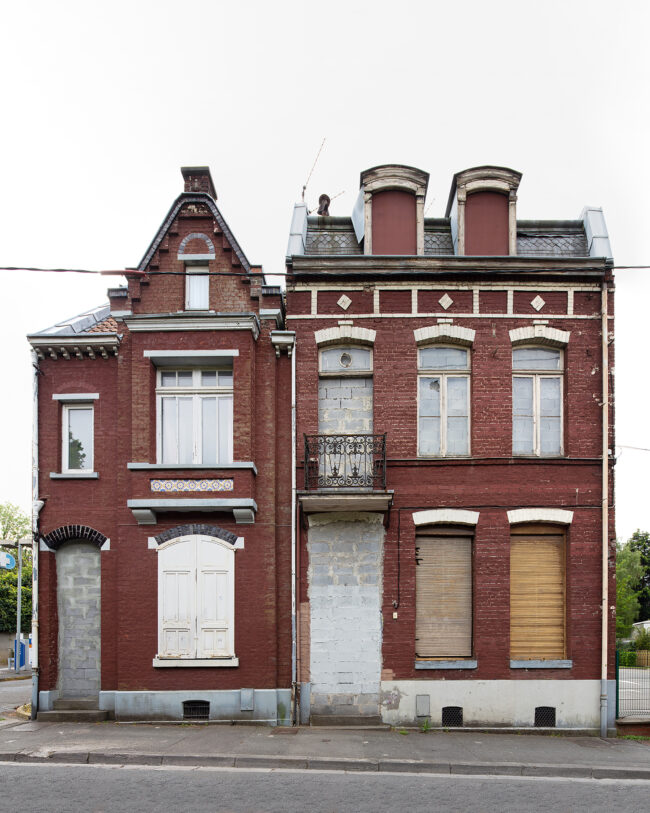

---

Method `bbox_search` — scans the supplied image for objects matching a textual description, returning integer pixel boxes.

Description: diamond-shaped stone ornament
[439,293,453,310]
[531,295,546,311]
[337,294,352,311]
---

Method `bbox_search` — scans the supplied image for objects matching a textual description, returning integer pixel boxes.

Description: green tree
[616,540,643,639]
[0,502,30,543]
[0,502,32,633]
[628,530,650,620]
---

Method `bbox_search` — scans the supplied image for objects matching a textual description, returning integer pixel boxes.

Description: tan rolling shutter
[416,535,472,657]
[510,534,565,659]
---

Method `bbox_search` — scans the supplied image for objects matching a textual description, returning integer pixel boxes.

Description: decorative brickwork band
[507,508,574,525]
[413,325,476,347]
[509,325,570,348]
[412,509,480,526]
[314,325,376,347]
[177,232,216,257]
[42,525,108,551]
[154,523,238,547]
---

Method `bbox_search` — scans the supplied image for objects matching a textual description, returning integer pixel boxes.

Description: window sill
[128,462,257,475]
[415,660,477,670]
[50,472,99,479]
[512,455,565,459]
[510,659,572,669]
[153,656,239,668]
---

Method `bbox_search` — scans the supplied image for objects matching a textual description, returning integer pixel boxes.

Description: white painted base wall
[380,679,616,729]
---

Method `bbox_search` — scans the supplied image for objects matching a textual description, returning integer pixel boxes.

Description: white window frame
[62,402,94,473]
[156,369,233,465]
[185,264,209,310]
[512,346,564,457]
[417,345,471,457]
[154,534,238,667]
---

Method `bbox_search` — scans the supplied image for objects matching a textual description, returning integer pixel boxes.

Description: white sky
[0,1,648,540]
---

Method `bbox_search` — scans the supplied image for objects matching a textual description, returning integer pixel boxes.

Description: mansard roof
[304,216,589,258]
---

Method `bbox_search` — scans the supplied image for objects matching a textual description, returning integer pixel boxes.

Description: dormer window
[356,165,429,255]
[186,265,209,310]
[464,191,509,255]
[446,166,522,256]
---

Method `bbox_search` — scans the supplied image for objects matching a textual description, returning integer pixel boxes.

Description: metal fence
[617,650,650,718]
[304,433,386,491]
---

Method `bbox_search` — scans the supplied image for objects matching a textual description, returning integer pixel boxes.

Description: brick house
[286,164,616,733]
[28,168,294,722]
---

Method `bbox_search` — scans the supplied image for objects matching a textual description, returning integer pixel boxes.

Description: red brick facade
[286,163,616,730]
[32,169,293,721]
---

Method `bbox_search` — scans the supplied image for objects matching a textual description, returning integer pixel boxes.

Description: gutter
[290,335,298,724]
[600,281,610,737]
[30,350,45,719]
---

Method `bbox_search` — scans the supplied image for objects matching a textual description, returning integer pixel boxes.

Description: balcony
[300,434,392,515]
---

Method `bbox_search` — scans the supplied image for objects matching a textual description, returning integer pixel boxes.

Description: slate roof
[29,304,114,337]
[305,216,590,258]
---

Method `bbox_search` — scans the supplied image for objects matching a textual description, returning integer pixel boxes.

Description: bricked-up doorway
[56,542,101,698]
[309,346,383,723]
[307,513,384,723]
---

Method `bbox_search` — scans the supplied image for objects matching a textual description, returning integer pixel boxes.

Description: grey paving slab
[0,722,648,779]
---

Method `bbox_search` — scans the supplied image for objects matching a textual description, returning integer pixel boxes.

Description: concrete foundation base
[40,688,292,725]
[380,679,617,731]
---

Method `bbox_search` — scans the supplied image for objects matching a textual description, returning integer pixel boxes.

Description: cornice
[288,254,609,279]
[124,313,260,339]
[28,334,120,360]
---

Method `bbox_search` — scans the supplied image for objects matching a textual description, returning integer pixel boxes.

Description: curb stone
[0,751,649,780]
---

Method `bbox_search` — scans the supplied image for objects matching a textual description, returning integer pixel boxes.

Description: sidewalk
[0,715,648,780]
[0,667,32,682]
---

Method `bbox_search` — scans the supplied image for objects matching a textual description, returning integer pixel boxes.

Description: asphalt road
[0,763,647,813]
[0,678,30,714]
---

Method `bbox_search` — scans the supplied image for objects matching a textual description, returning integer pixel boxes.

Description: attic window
[372,190,417,254]
[186,265,209,310]
[465,192,509,255]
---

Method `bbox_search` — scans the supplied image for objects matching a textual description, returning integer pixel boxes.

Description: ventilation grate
[534,706,556,727]
[183,700,210,721]
[442,706,463,727]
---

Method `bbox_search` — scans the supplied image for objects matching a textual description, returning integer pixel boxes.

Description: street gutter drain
[534,706,556,727]
[442,706,463,727]
[183,700,210,721]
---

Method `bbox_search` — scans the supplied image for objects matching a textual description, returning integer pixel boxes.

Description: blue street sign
[0,551,16,570]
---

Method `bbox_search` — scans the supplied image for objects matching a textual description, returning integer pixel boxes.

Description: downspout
[30,350,45,719]
[290,335,298,725]
[600,281,609,738]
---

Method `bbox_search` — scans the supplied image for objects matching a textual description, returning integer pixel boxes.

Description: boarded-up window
[415,534,472,657]
[372,190,417,254]
[510,531,565,659]
[465,191,509,255]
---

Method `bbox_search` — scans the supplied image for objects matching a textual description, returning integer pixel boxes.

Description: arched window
[512,346,563,456]
[418,345,470,456]
[155,535,237,666]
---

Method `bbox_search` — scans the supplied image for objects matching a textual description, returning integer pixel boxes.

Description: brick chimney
[181,166,217,199]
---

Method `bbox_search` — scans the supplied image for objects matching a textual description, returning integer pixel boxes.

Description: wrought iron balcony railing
[304,434,387,491]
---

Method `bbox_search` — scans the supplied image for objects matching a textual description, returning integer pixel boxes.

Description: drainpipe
[600,281,609,738]
[30,350,45,719]
[289,335,298,724]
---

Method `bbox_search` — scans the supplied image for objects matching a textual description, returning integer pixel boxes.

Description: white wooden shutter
[159,539,195,657]
[416,535,472,657]
[196,537,233,658]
